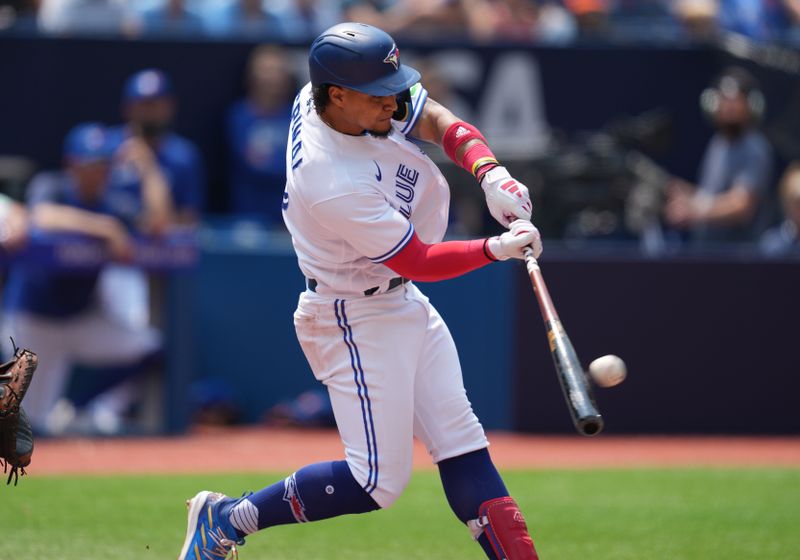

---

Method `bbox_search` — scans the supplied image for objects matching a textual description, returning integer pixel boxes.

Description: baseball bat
[522,247,604,436]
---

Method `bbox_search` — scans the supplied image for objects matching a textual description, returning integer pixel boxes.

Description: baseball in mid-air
[588,354,627,387]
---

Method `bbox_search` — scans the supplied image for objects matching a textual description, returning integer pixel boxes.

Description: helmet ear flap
[392,89,412,122]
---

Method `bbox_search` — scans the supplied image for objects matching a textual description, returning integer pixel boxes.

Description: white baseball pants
[294,282,488,508]
[2,307,160,430]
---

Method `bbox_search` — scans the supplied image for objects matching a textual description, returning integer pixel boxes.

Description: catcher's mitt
[0,346,37,485]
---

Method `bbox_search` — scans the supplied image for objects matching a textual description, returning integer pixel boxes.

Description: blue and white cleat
[178,491,245,560]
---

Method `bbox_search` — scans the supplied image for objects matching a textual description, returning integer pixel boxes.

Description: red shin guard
[472,497,539,560]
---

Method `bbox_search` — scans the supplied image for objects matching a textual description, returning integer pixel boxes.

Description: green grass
[1,469,799,559]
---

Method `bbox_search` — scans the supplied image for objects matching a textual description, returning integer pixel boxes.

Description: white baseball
[588,355,627,388]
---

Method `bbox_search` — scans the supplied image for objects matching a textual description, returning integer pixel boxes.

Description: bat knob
[577,415,604,437]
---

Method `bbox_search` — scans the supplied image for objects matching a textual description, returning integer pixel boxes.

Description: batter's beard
[366,127,391,138]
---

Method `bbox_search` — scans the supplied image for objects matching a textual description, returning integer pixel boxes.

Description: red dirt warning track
[31,428,800,475]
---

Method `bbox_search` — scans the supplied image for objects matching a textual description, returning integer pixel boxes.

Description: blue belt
[307,277,408,296]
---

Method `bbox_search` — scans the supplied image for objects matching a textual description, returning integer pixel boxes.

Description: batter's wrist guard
[467,497,539,560]
[442,122,499,182]
[483,238,500,262]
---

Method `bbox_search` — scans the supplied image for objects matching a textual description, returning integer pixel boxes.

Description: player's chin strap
[467,497,539,560]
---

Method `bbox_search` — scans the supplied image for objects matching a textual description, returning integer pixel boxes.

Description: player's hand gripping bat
[522,247,603,436]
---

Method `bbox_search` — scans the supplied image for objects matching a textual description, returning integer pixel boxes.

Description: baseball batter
[179,23,542,560]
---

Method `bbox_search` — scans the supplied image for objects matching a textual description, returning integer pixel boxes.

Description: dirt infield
[30,428,800,475]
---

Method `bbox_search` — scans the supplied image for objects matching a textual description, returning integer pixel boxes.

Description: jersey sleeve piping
[370,222,415,263]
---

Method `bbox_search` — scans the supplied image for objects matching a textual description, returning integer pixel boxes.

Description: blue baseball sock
[221,460,379,537]
[438,447,509,559]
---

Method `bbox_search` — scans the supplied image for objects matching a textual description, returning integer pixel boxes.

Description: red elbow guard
[473,497,539,560]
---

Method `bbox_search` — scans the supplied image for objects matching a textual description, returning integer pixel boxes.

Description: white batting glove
[480,166,533,227]
[486,219,542,261]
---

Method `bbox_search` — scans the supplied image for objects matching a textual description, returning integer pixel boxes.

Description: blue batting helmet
[309,22,420,96]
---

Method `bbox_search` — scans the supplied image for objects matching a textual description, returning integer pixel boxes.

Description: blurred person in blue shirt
[342,0,461,36]
[608,0,685,41]
[267,0,342,39]
[109,68,206,225]
[609,0,670,17]
[226,44,296,225]
[104,68,202,340]
[1,123,172,435]
[561,0,610,38]
[718,0,796,42]
[664,66,773,246]
[672,0,719,42]
[37,0,135,35]
[137,0,205,36]
[200,0,284,38]
[760,163,800,256]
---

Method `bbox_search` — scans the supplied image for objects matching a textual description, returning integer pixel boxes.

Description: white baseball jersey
[282,82,450,294]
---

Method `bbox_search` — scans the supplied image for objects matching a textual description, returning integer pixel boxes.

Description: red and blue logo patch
[283,473,309,523]
[383,44,400,70]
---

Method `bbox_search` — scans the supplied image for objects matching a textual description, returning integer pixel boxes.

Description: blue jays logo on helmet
[383,44,400,70]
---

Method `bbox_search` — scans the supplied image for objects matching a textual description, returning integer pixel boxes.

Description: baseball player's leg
[179,459,380,560]
[407,285,487,463]
[67,307,161,428]
[293,291,426,508]
[408,287,538,559]
[439,449,539,559]
[180,291,426,558]
[70,307,160,365]
[97,265,150,329]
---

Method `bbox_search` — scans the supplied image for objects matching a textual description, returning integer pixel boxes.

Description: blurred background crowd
[1,0,800,44]
[1,0,798,246]
[1,0,799,438]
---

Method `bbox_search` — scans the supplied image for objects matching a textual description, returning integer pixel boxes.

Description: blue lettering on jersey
[282,189,289,210]
[395,163,419,219]
[290,94,303,170]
